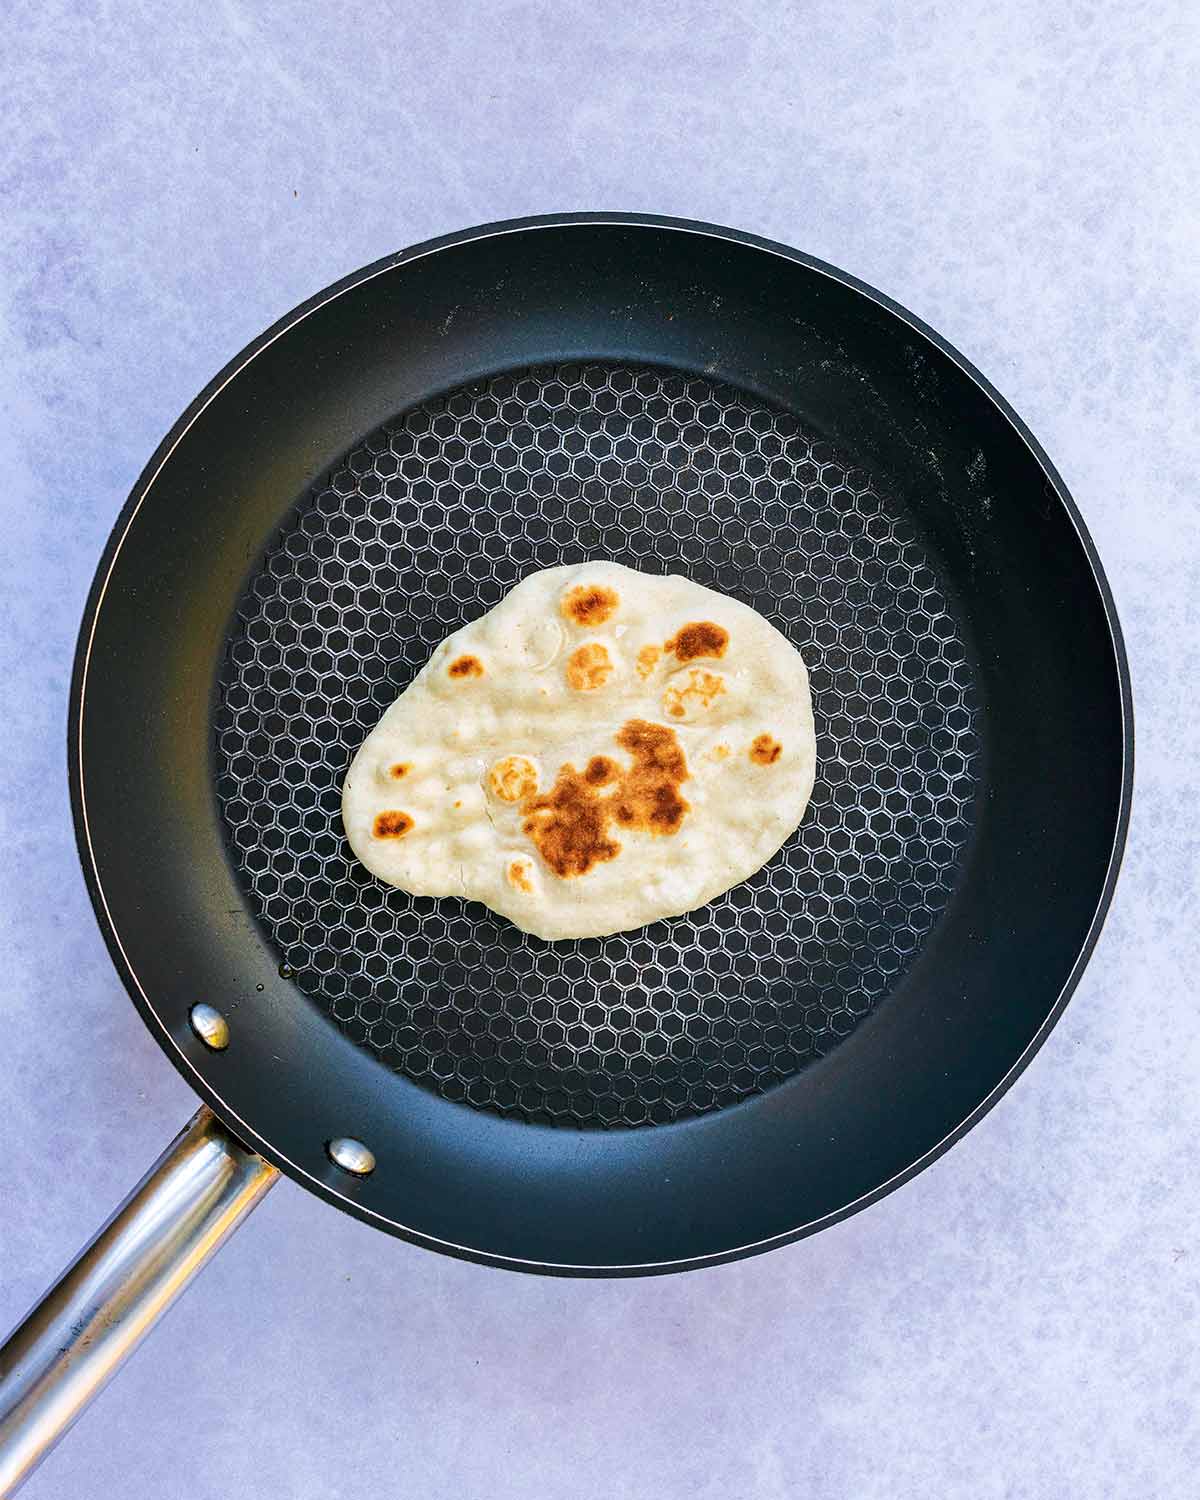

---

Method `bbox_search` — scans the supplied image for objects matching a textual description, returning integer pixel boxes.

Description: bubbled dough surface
[341,561,816,940]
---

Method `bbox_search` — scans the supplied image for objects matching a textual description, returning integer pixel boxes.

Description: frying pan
[0,213,1132,1492]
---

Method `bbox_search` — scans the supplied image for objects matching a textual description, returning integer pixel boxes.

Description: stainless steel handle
[0,1107,278,1496]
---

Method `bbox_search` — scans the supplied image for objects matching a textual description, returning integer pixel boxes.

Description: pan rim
[69,211,1135,1274]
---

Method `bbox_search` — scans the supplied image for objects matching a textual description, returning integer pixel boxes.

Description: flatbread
[341,562,816,940]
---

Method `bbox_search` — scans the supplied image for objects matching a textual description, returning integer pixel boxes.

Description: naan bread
[341,562,816,940]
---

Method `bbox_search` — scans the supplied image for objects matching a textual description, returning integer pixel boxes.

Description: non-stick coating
[71,216,1131,1272]
[216,364,979,1129]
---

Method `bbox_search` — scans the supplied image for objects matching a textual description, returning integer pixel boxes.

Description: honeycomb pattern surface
[216,364,979,1127]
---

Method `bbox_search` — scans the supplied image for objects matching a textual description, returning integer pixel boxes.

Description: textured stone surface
[2,2,1197,1496]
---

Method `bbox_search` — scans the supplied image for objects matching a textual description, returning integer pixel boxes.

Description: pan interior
[215,362,979,1128]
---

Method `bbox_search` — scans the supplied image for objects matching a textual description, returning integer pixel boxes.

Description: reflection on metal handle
[0,1107,277,1496]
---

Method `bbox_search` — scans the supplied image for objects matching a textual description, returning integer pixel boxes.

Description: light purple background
[3,3,1198,1496]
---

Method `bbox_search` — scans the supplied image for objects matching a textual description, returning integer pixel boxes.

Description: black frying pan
[0,214,1132,1490]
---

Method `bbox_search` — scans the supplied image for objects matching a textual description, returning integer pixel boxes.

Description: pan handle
[0,1107,277,1496]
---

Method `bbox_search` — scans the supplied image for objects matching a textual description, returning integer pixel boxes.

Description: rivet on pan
[326,1137,376,1177]
[188,1003,230,1051]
